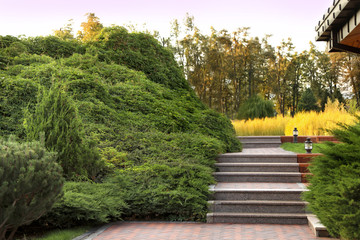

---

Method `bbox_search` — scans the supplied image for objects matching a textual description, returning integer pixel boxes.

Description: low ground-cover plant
[34,226,89,240]
[38,181,127,228]
[0,136,64,240]
[303,118,360,239]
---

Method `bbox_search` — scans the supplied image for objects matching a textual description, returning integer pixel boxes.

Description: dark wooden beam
[331,43,360,53]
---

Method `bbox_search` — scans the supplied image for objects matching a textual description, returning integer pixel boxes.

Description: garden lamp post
[293,128,298,143]
[305,137,313,153]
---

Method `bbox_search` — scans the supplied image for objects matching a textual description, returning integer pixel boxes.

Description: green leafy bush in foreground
[0,136,64,240]
[303,118,360,240]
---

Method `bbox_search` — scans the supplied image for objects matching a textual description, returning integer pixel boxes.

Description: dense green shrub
[303,118,360,239]
[95,26,189,90]
[0,33,241,223]
[0,77,39,137]
[237,95,275,120]
[24,85,102,179]
[297,88,319,112]
[119,163,214,221]
[38,181,127,228]
[0,136,64,240]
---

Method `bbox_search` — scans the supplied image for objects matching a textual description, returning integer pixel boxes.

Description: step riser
[216,166,299,172]
[242,143,281,148]
[239,140,282,144]
[213,192,303,201]
[207,216,308,224]
[217,157,297,163]
[209,204,306,213]
[238,137,281,141]
[215,175,301,183]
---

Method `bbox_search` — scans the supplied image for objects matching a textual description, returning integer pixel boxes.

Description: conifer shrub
[38,181,127,228]
[119,163,214,221]
[0,136,64,240]
[237,95,275,120]
[0,77,39,138]
[24,85,102,179]
[95,26,189,90]
[303,118,360,239]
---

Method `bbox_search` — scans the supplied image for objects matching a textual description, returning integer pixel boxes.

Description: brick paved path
[92,222,335,240]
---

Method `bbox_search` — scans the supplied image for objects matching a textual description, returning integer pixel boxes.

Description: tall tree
[77,13,103,42]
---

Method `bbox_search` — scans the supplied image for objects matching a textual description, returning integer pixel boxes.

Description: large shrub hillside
[0,29,240,225]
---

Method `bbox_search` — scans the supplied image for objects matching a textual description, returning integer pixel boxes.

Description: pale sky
[0,0,332,51]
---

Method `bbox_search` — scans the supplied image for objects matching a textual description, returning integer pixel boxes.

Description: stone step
[215,163,299,172]
[208,200,308,213]
[307,215,331,237]
[217,153,297,163]
[207,212,308,224]
[237,136,281,143]
[241,143,281,148]
[214,172,301,183]
[211,189,306,201]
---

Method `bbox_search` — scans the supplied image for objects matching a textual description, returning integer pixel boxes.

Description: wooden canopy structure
[316,0,360,53]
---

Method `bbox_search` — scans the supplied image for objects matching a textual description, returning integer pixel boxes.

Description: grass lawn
[16,226,90,240]
[281,142,325,154]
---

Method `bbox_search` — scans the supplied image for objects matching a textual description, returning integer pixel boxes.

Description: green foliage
[35,226,89,240]
[237,95,275,120]
[280,142,323,154]
[24,85,102,179]
[297,88,319,112]
[38,181,126,228]
[0,34,240,223]
[24,36,85,59]
[303,118,360,239]
[119,163,214,221]
[0,136,64,240]
[0,77,39,137]
[95,26,189,90]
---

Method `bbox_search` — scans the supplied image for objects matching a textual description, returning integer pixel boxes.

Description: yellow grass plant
[232,115,291,136]
[233,100,357,136]
[284,100,356,136]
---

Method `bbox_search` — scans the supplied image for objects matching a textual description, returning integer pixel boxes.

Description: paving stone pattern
[93,222,334,240]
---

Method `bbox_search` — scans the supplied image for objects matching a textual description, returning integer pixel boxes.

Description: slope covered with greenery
[0,26,240,226]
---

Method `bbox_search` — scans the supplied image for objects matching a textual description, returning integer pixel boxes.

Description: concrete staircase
[207,136,309,225]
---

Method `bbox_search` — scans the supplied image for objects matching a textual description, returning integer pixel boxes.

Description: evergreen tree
[24,85,101,179]
[297,88,319,112]
[0,135,64,240]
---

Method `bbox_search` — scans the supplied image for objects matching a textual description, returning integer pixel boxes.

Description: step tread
[210,188,308,192]
[219,153,296,158]
[207,212,308,218]
[213,172,301,176]
[237,136,281,139]
[208,200,308,205]
[215,163,299,166]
